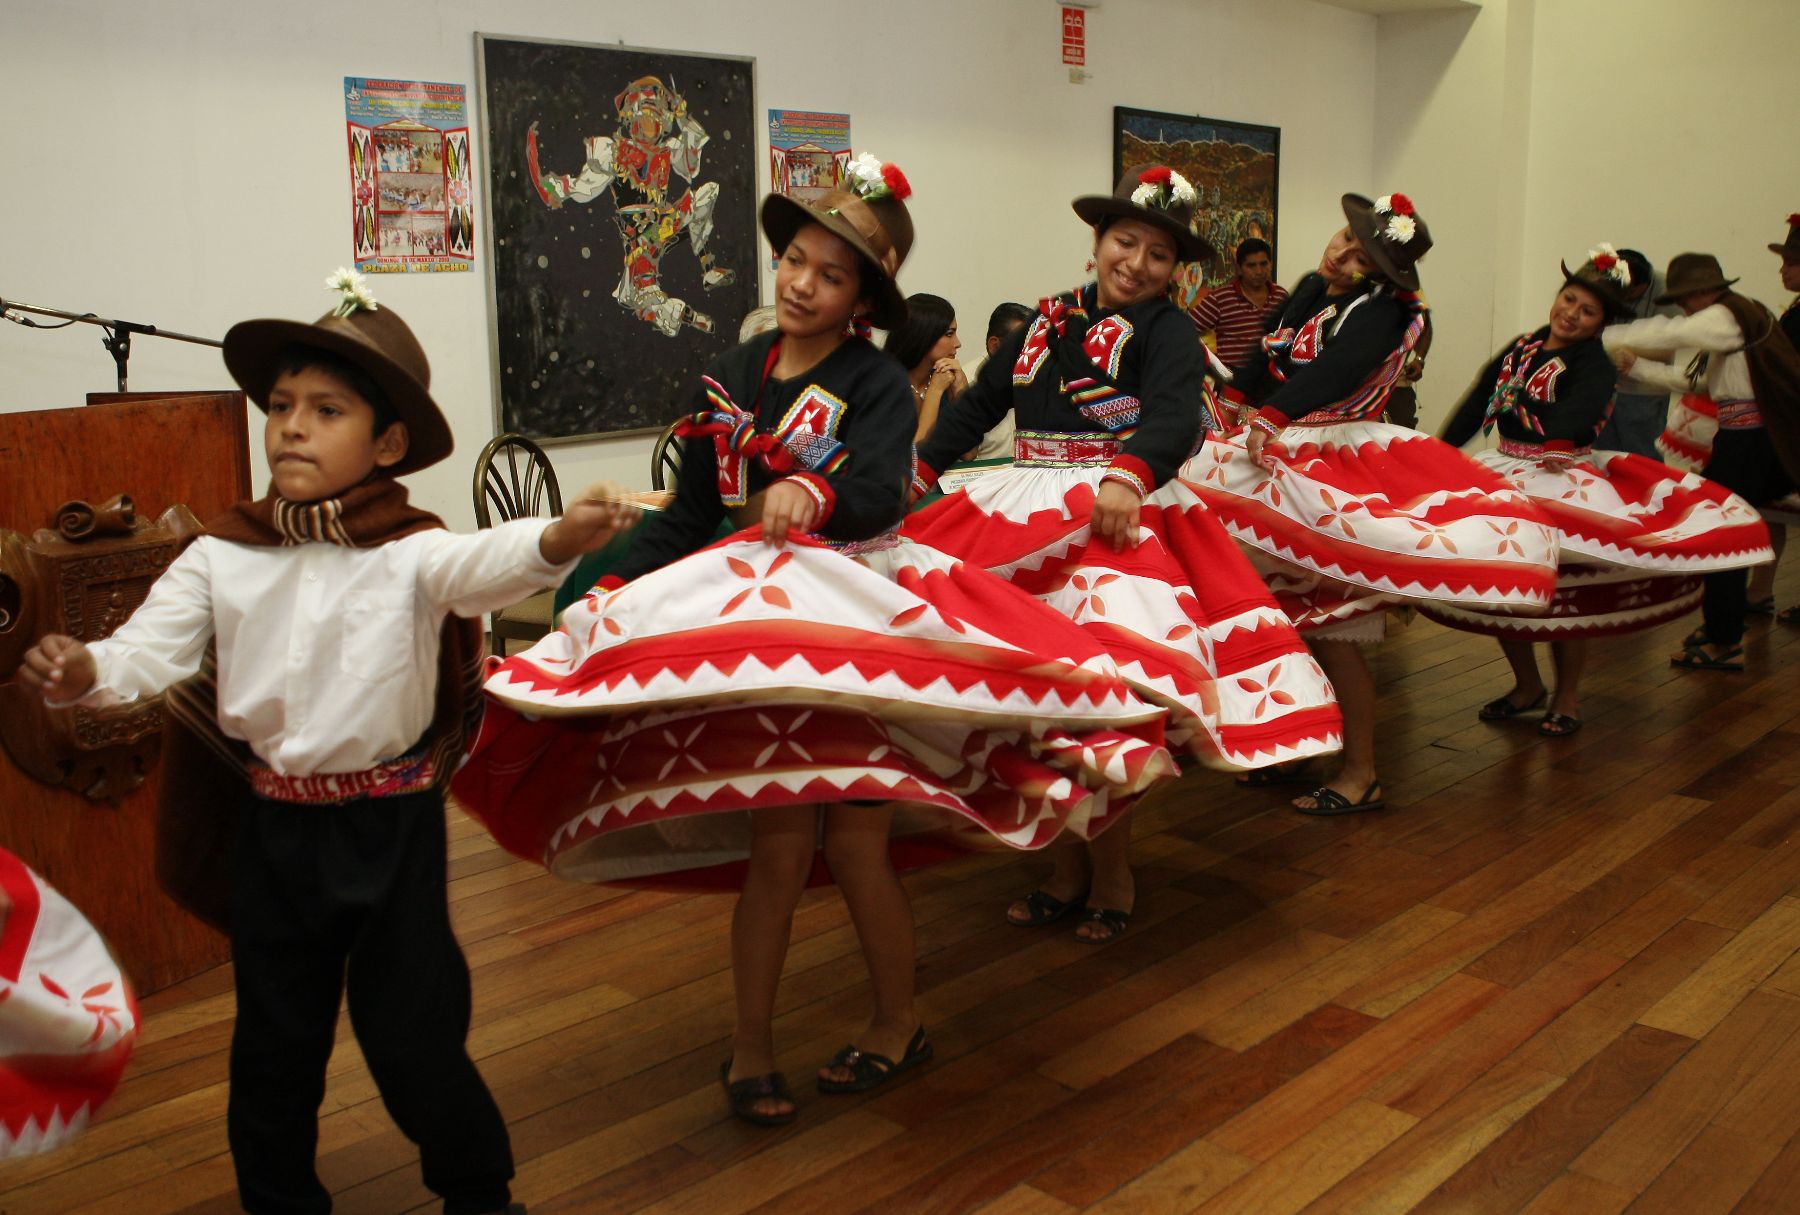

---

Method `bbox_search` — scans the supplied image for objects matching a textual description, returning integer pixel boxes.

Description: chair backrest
[650,419,683,492]
[473,432,562,528]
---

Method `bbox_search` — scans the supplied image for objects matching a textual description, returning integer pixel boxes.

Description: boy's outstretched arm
[17,634,99,704]
[538,483,643,565]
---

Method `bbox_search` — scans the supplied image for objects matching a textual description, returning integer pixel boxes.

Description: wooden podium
[0,390,252,993]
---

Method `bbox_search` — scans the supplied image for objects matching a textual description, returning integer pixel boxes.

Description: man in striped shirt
[1187,238,1288,370]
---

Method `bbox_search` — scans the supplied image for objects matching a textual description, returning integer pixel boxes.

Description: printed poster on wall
[345,77,476,274]
[767,109,851,204]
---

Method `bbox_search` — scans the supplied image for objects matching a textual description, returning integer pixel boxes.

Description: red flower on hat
[1140,166,1173,187]
[1788,212,1800,226]
[1388,192,1415,217]
[1593,252,1618,272]
[880,162,912,201]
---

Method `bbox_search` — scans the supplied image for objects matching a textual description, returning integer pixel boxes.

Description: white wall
[1376,0,1800,432]
[2,0,1377,527]
[1518,0,1798,326]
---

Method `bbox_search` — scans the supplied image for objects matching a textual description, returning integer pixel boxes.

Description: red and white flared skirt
[1416,445,1770,640]
[0,849,138,1160]
[452,531,1175,890]
[1659,391,1716,472]
[902,454,1342,770]
[1184,423,1560,628]
[1659,394,1800,526]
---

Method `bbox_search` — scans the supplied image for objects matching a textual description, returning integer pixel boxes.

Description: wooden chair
[651,418,683,491]
[472,432,562,655]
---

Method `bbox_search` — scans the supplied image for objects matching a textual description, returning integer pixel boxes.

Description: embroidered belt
[1716,398,1763,430]
[820,530,901,555]
[1498,438,1592,459]
[250,750,436,805]
[1014,431,1121,466]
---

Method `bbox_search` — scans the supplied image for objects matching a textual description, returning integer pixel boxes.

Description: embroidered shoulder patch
[1289,305,1337,364]
[1082,315,1135,379]
[1013,316,1053,385]
[1524,357,1567,402]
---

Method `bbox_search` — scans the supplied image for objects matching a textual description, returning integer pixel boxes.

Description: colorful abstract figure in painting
[527,76,736,336]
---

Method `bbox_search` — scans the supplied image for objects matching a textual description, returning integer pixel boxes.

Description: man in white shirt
[19,280,636,1215]
[1607,253,1796,671]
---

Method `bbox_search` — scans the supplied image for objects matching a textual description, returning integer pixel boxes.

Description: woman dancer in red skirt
[1429,248,1771,733]
[906,165,1340,942]
[1188,193,1559,814]
[455,161,1175,1123]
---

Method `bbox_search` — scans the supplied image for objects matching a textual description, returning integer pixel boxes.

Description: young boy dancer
[18,273,637,1214]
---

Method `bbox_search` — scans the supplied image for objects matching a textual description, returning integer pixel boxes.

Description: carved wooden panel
[0,500,201,801]
[0,392,247,992]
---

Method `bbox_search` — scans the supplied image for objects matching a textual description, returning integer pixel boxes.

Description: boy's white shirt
[83,517,571,776]
[1605,302,1754,401]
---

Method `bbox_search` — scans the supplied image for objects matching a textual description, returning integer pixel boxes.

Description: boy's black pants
[228,788,514,1215]
[1700,428,1794,648]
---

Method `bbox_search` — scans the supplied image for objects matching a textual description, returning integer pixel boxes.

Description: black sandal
[1477,690,1546,721]
[720,1060,797,1126]
[1007,888,1088,927]
[1671,643,1745,671]
[1294,780,1385,816]
[1074,906,1132,945]
[816,1027,932,1094]
[1747,596,1777,616]
[1538,712,1583,738]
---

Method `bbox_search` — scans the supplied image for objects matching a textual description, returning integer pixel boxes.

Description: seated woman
[1430,248,1771,734]
[1188,193,1560,814]
[883,292,967,441]
[906,165,1340,941]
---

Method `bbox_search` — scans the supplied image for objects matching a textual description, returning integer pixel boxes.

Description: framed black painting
[477,33,759,442]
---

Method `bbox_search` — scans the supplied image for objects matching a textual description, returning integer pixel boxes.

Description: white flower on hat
[847,152,884,187]
[1374,195,1393,215]
[1385,214,1417,244]
[1588,242,1631,287]
[1169,171,1198,206]
[325,267,378,317]
[1130,182,1157,207]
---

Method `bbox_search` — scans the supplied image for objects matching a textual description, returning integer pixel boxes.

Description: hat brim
[1559,262,1636,321]
[760,193,908,330]
[1070,196,1215,265]
[1341,194,1420,292]
[1653,276,1738,305]
[222,317,453,478]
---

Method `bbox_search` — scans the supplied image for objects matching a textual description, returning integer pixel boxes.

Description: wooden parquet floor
[8,573,1800,1214]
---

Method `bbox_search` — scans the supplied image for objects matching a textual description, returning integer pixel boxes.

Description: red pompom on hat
[1592,251,1618,272]
[880,162,912,202]
[1139,165,1174,187]
[1788,212,1800,226]
[1388,192,1415,217]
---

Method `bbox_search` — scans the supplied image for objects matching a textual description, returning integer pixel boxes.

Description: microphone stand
[0,295,223,392]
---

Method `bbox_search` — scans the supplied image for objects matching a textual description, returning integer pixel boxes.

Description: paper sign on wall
[768,109,852,204]
[345,77,476,274]
[1062,7,1086,66]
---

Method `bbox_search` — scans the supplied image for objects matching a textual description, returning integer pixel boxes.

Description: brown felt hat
[1768,214,1800,259]
[1655,253,1738,305]
[1560,254,1636,321]
[761,183,914,330]
[223,279,451,477]
[1342,193,1431,292]
[1072,165,1217,265]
